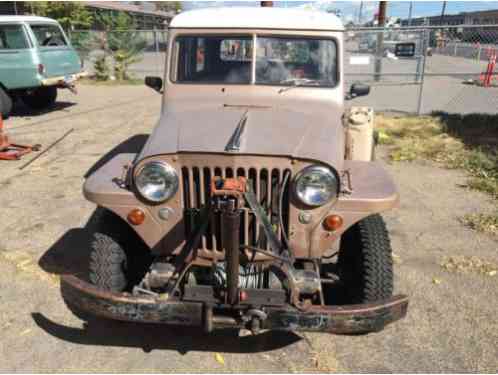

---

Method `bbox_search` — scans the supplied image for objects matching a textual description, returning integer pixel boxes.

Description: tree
[28,2,93,30]
[96,12,147,80]
[152,1,182,13]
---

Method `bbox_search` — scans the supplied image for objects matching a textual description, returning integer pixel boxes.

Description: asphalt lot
[0,85,497,372]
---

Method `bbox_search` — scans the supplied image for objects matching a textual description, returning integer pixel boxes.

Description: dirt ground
[0,85,497,373]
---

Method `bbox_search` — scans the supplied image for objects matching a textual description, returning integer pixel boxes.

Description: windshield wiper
[277,78,322,94]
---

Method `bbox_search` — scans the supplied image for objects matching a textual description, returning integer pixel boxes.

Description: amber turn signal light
[128,209,145,225]
[323,214,343,231]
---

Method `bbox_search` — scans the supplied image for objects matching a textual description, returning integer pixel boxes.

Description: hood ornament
[225,110,248,152]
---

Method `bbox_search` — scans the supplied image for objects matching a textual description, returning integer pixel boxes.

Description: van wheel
[21,86,57,110]
[0,86,13,118]
[88,208,152,292]
[337,214,393,304]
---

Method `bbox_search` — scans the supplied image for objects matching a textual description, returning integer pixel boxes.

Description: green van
[0,16,86,117]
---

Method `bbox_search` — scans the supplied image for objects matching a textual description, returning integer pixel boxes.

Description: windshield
[256,37,337,87]
[172,34,338,87]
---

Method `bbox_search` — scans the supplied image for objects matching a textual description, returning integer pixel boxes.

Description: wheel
[88,207,152,292]
[21,86,57,110]
[337,214,393,304]
[0,86,13,118]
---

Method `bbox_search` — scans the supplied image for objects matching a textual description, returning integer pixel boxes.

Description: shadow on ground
[432,111,498,147]
[10,100,76,118]
[84,134,148,178]
[32,312,301,354]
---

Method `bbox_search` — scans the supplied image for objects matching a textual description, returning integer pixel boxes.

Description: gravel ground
[0,85,497,373]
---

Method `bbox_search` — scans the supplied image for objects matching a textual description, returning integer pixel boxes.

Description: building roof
[85,1,175,19]
[170,7,344,31]
[0,15,58,23]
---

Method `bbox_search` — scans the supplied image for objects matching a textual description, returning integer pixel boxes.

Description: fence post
[153,29,160,75]
[454,41,458,56]
[417,29,430,115]
[415,30,424,83]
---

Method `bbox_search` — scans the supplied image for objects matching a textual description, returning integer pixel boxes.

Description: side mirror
[394,42,416,58]
[145,76,163,93]
[348,83,370,99]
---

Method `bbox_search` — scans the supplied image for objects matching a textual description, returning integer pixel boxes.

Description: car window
[29,23,67,47]
[0,24,29,49]
[256,37,337,87]
[173,35,252,84]
[220,39,253,62]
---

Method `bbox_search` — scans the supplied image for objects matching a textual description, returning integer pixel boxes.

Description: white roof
[170,7,344,31]
[0,15,58,24]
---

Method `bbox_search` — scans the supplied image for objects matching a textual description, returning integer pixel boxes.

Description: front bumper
[61,275,408,334]
[41,72,88,87]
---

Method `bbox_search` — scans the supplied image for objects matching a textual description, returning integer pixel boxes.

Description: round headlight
[135,161,178,203]
[294,165,339,207]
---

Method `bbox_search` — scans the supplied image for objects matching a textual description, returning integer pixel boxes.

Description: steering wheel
[42,36,64,47]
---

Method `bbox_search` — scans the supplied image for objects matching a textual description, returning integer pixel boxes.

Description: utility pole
[358,1,364,24]
[374,1,387,82]
[408,1,413,26]
[440,1,447,26]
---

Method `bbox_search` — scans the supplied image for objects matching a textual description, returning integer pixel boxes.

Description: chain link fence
[69,26,498,115]
[69,30,168,80]
[346,25,498,115]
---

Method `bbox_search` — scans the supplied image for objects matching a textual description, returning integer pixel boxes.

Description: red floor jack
[0,115,41,160]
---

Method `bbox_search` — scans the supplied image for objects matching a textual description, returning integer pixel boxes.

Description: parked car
[62,7,408,335]
[0,16,86,117]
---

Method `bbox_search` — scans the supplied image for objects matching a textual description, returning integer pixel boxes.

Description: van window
[0,24,29,49]
[29,23,67,47]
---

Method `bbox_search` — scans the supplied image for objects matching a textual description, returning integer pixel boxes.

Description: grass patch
[79,77,144,86]
[459,213,498,236]
[377,113,498,235]
[440,255,497,276]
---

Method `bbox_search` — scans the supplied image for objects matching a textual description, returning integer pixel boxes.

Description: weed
[377,114,498,235]
[459,213,498,236]
[80,77,144,86]
[377,114,498,200]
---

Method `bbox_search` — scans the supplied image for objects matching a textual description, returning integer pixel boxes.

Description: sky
[181,1,498,23]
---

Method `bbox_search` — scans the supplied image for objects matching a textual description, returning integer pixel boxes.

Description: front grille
[181,165,291,253]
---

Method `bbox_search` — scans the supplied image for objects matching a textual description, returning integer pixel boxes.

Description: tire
[0,86,13,118]
[337,214,393,304]
[21,86,57,110]
[88,207,152,292]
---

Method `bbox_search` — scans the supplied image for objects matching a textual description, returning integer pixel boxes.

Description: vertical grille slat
[181,161,291,254]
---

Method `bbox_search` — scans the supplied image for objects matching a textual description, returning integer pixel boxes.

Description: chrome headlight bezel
[134,161,179,204]
[293,165,339,207]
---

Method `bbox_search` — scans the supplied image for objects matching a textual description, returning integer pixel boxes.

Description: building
[401,9,498,27]
[0,1,175,29]
[84,2,175,29]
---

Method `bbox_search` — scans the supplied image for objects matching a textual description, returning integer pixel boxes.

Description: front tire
[0,86,13,118]
[21,86,57,110]
[88,208,152,292]
[337,214,393,304]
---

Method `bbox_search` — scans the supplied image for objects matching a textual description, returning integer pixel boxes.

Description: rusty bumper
[61,275,408,334]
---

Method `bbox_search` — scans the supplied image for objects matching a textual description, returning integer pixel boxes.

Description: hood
[138,107,345,169]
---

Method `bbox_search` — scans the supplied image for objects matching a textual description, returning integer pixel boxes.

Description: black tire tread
[89,233,127,292]
[0,86,13,118]
[87,207,152,292]
[338,214,393,303]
